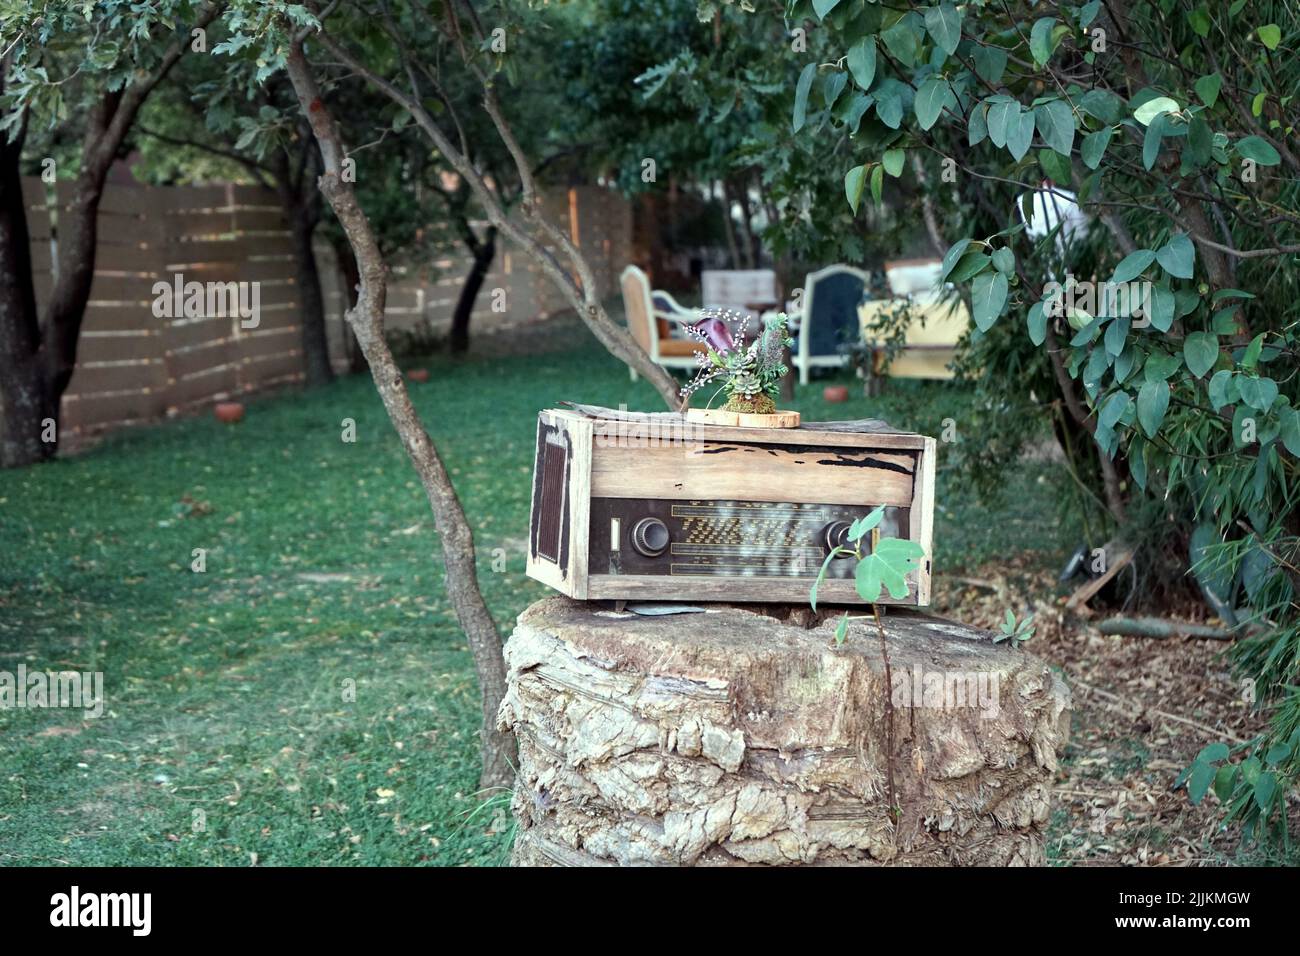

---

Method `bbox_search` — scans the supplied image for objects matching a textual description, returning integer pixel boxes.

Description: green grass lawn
[0,324,1073,865]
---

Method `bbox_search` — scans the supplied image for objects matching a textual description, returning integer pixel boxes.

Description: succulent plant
[680,309,792,413]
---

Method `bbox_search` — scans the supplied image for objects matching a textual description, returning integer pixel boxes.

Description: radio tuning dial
[631,517,671,557]
[823,520,854,556]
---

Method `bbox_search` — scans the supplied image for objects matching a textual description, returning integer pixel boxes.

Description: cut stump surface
[498,596,1071,866]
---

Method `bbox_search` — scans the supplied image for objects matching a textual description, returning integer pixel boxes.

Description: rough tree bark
[331,236,369,374]
[272,141,333,386]
[0,100,44,469]
[500,598,1072,866]
[443,188,497,355]
[284,39,514,790]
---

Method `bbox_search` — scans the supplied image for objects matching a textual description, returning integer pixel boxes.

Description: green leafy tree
[0,0,218,466]
[755,0,1299,842]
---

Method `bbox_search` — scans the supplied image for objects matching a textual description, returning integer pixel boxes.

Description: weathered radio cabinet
[526,406,936,606]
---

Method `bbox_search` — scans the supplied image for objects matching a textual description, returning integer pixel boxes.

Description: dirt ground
[930,555,1293,866]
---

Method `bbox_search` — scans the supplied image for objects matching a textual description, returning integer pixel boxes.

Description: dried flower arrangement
[680,309,793,415]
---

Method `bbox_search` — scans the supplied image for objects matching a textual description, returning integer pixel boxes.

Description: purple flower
[692,317,734,354]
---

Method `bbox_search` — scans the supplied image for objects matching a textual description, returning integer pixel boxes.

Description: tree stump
[498,597,1071,866]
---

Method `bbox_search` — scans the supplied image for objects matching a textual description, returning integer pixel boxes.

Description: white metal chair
[700,269,779,319]
[789,264,871,385]
[620,265,705,381]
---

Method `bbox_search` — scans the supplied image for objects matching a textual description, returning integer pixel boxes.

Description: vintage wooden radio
[526,405,936,606]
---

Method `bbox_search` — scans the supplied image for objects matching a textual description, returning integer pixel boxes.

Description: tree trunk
[288,202,333,386]
[449,226,496,355]
[0,116,47,468]
[734,174,759,269]
[286,41,515,791]
[38,95,121,443]
[500,597,1072,866]
[718,180,741,270]
[332,237,368,374]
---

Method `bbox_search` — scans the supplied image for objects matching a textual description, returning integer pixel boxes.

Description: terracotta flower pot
[214,402,245,424]
[823,385,850,403]
[406,368,431,383]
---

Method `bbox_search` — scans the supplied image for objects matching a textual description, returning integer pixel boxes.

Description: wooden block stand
[498,597,1071,866]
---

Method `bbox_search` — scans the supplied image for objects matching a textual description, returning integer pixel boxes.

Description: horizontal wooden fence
[21,178,632,437]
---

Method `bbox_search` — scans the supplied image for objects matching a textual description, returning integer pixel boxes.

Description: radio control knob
[823,521,854,555]
[631,517,671,557]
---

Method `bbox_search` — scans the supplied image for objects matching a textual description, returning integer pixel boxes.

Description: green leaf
[812,0,841,19]
[1184,331,1219,378]
[1197,742,1231,763]
[940,238,974,282]
[1194,73,1222,108]
[846,37,877,91]
[823,71,847,108]
[1080,127,1112,169]
[1187,115,1213,166]
[914,76,955,131]
[923,2,962,56]
[1208,369,1237,411]
[1254,771,1277,811]
[1027,300,1047,346]
[1186,7,1212,37]
[1187,761,1216,804]
[1104,316,1129,357]
[854,537,925,602]
[1257,24,1281,50]
[1280,407,1300,457]
[1238,375,1278,412]
[1029,17,1058,66]
[1135,96,1180,126]
[848,506,884,541]
[882,148,905,177]
[1142,113,1167,170]
[834,613,849,645]
[1241,333,1264,370]
[1114,345,1138,384]
[973,46,1006,85]
[875,88,903,128]
[870,163,884,206]
[991,247,1015,275]
[1147,286,1175,332]
[1080,88,1123,124]
[987,98,1017,148]
[968,102,988,145]
[1099,390,1131,430]
[1007,108,1035,161]
[1237,135,1281,165]
[948,251,990,283]
[1112,249,1156,283]
[1035,100,1074,156]
[1137,380,1170,437]
[793,62,817,132]
[1213,764,1237,802]
[1038,148,1071,184]
[810,546,846,611]
[1156,233,1195,279]
[1143,351,1181,381]
[844,164,867,214]
[971,271,1008,331]
[881,19,919,68]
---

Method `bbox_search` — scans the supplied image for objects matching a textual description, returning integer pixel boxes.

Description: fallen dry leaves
[931,554,1296,866]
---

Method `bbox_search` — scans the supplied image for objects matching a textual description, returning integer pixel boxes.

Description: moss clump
[722,393,776,415]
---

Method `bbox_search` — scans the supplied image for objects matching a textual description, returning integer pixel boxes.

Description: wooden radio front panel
[526,409,935,605]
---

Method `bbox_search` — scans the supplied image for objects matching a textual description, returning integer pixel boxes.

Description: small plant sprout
[994,610,1036,648]
[680,309,793,415]
[808,505,927,646]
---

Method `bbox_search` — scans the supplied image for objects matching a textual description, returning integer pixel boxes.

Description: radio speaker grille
[532,428,570,566]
